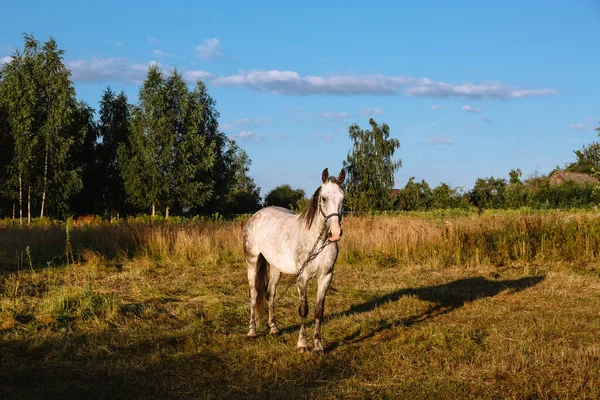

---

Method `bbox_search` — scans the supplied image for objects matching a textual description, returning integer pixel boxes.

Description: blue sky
[1,0,600,197]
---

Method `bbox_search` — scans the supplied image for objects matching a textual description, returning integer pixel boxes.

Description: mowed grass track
[1,213,600,399]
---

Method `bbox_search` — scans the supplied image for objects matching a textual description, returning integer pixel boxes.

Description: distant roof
[549,171,599,185]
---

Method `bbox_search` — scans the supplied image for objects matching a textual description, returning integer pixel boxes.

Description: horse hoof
[247,331,257,339]
[269,328,280,335]
[297,346,307,353]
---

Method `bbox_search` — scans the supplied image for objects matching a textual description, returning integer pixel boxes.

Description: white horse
[243,168,346,353]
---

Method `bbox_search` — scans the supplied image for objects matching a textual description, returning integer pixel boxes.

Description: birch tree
[119,66,219,217]
[0,90,15,217]
[0,48,39,223]
[164,71,216,217]
[36,36,79,218]
[343,118,402,211]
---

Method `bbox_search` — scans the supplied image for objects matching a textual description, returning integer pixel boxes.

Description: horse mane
[300,187,321,229]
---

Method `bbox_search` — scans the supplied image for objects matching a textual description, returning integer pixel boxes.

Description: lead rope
[274,222,330,302]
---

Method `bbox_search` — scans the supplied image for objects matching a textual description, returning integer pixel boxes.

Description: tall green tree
[0,44,39,223]
[189,82,229,216]
[0,94,14,217]
[68,101,98,215]
[119,66,218,217]
[1,34,84,219]
[164,70,216,217]
[118,65,167,216]
[34,36,81,218]
[343,118,401,211]
[96,87,131,218]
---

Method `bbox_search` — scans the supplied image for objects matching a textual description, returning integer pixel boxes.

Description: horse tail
[255,255,268,318]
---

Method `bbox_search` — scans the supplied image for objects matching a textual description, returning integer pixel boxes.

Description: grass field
[2,212,600,399]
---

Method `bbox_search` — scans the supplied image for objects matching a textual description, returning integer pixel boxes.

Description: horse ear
[337,168,346,184]
[322,168,329,183]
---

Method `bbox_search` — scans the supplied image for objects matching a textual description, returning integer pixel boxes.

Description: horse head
[319,167,345,242]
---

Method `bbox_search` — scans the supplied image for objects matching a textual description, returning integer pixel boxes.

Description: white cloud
[153,49,170,58]
[66,57,211,84]
[220,118,271,131]
[316,112,350,122]
[195,38,222,60]
[462,105,481,114]
[569,123,593,131]
[147,36,159,43]
[315,133,333,142]
[407,80,556,99]
[182,69,212,82]
[231,131,266,142]
[584,117,598,122]
[427,136,454,145]
[360,107,384,116]
[431,104,445,110]
[520,149,529,154]
[67,57,153,84]
[236,131,254,140]
[153,49,185,60]
[275,133,288,139]
[1,55,12,65]
[213,70,409,96]
[212,69,558,99]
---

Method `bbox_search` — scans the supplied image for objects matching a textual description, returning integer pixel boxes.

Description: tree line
[265,121,600,213]
[0,34,261,221]
[2,34,600,221]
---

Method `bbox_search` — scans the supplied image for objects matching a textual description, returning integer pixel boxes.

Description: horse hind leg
[247,253,267,338]
[267,264,282,335]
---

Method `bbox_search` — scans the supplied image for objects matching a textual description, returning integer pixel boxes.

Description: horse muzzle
[328,225,342,242]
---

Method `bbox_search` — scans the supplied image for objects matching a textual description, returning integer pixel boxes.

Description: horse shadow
[279,275,545,349]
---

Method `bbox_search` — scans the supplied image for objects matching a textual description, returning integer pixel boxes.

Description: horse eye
[322,197,327,202]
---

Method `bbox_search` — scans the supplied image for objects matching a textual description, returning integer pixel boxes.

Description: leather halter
[320,206,342,223]
[307,200,342,236]
[307,198,343,231]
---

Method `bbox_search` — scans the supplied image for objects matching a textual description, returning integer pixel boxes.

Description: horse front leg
[267,265,281,335]
[313,272,333,354]
[296,275,309,352]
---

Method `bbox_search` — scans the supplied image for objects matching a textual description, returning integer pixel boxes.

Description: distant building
[548,171,599,186]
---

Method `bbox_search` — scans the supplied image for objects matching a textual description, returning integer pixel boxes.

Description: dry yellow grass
[3,211,600,269]
[1,212,600,398]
